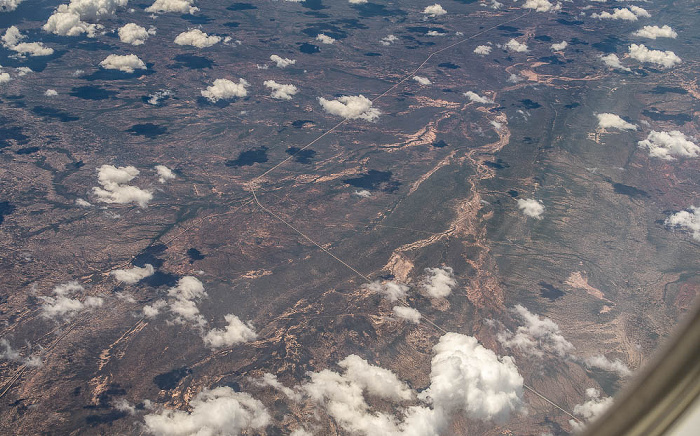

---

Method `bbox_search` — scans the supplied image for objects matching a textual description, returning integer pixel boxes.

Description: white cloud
[40,281,103,321]
[318,95,380,121]
[155,165,175,183]
[593,6,649,20]
[99,54,146,73]
[0,339,42,367]
[111,264,154,284]
[167,276,207,327]
[464,91,494,104]
[16,66,31,76]
[146,89,170,105]
[600,53,631,71]
[517,198,544,219]
[551,40,567,51]
[413,75,431,85]
[569,388,613,432]
[144,387,270,435]
[145,0,198,14]
[628,43,681,68]
[665,206,700,241]
[263,80,298,100]
[0,0,24,12]
[522,0,561,12]
[76,198,91,207]
[201,78,249,103]
[270,54,295,68]
[202,314,257,348]
[142,300,167,318]
[596,113,637,131]
[638,130,699,160]
[363,280,409,302]
[633,24,677,39]
[316,33,335,44]
[250,373,301,401]
[339,355,413,401]
[348,0,367,3]
[44,0,127,37]
[45,89,58,96]
[380,34,398,46]
[423,4,446,17]
[507,73,524,83]
[0,72,11,84]
[2,26,54,57]
[504,39,528,52]
[92,165,153,208]
[426,30,445,36]
[118,23,150,45]
[584,354,632,377]
[354,189,372,198]
[392,305,421,323]
[498,305,575,358]
[174,29,221,48]
[474,45,492,55]
[421,266,456,298]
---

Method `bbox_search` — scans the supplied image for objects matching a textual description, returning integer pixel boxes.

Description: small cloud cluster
[584,354,632,377]
[143,276,208,327]
[100,54,146,73]
[201,78,249,103]
[145,0,198,14]
[392,306,421,323]
[144,387,270,435]
[174,29,221,48]
[316,33,335,44]
[45,89,58,96]
[665,206,700,241]
[155,165,176,183]
[363,280,409,302]
[0,0,24,12]
[263,80,298,100]
[202,314,257,348]
[421,266,456,298]
[633,25,677,40]
[413,75,431,85]
[146,89,171,105]
[40,281,103,321]
[111,264,155,284]
[600,53,630,71]
[522,0,560,13]
[569,388,613,432]
[0,339,42,367]
[318,95,380,121]
[551,40,567,51]
[464,91,494,104]
[517,198,544,219]
[474,44,492,55]
[596,113,637,131]
[118,23,152,45]
[44,0,127,37]
[628,43,681,68]
[380,34,398,46]
[504,39,528,52]
[592,6,649,21]
[2,26,54,57]
[423,3,446,17]
[92,165,153,208]
[638,130,699,160]
[270,54,295,68]
[498,305,574,358]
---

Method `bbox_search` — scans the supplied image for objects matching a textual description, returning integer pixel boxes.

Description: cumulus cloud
[92,165,153,208]
[348,0,367,3]
[633,24,677,39]
[392,305,421,323]
[166,276,208,327]
[40,281,103,321]
[596,113,637,131]
[319,95,380,121]
[354,189,372,198]
[551,40,567,51]
[44,0,127,37]
[100,54,146,73]
[592,6,649,21]
[628,43,681,68]
[517,198,544,219]
[498,305,574,358]
[144,387,270,435]
[0,339,42,367]
[600,53,630,71]
[174,29,221,48]
[464,91,494,104]
[146,89,170,105]
[270,54,295,68]
[423,4,446,17]
[363,280,409,302]
[111,264,154,284]
[413,75,431,85]
[118,23,151,45]
[0,0,24,12]
[316,33,335,44]
[504,39,528,52]
[45,89,58,96]
[584,354,632,377]
[155,165,175,183]
[421,267,456,298]
[202,314,257,348]
[339,355,413,401]
[250,373,302,401]
[2,26,54,57]
[145,0,197,14]
[474,45,492,55]
[0,71,11,84]
[263,80,298,100]
[638,130,699,160]
[380,34,398,46]
[522,0,561,12]
[569,388,613,432]
[201,78,249,103]
[665,206,700,241]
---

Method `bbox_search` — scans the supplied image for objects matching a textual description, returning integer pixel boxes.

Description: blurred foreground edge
[581,300,700,436]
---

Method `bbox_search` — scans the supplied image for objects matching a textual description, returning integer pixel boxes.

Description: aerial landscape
[0,0,699,434]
